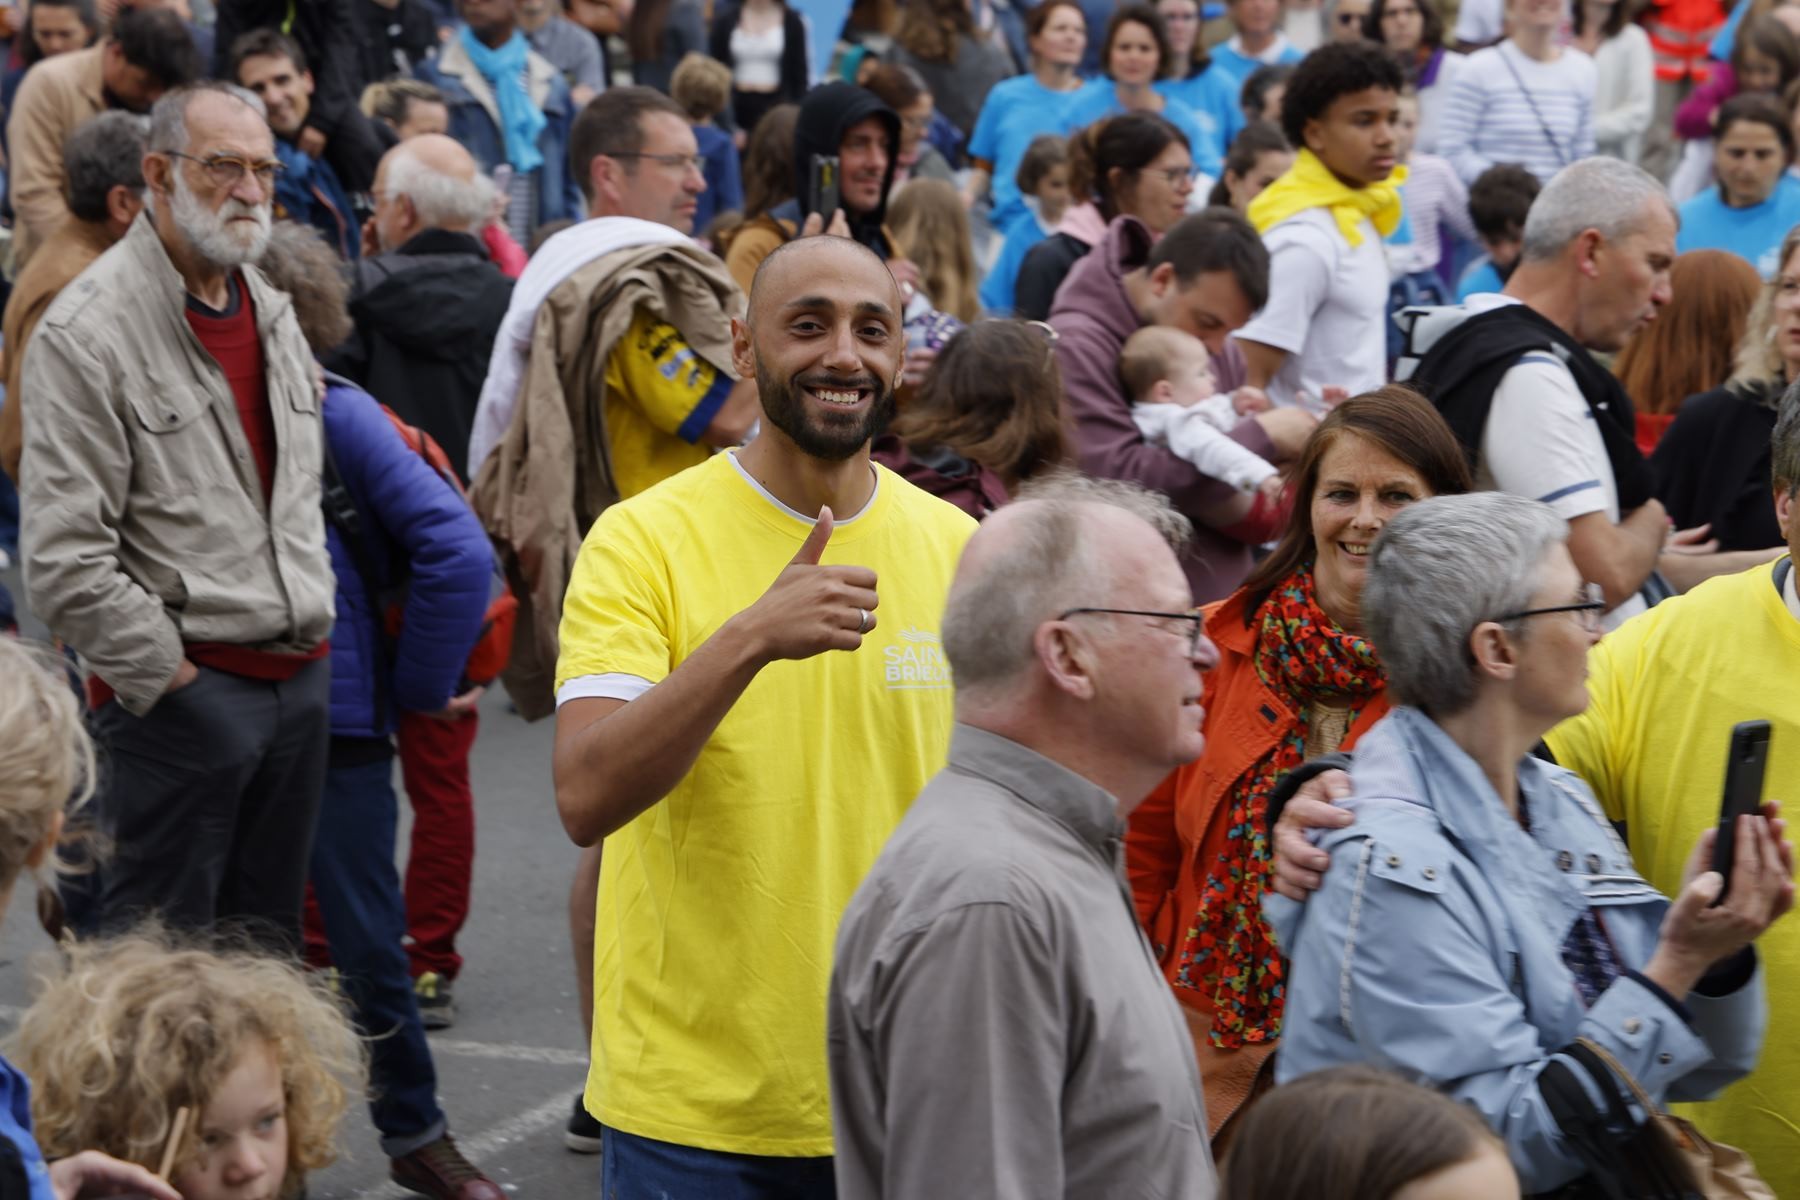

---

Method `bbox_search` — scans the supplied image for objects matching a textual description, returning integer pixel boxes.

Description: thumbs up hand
[729,507,881,663]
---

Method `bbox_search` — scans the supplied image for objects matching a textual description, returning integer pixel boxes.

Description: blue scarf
[458,25,546,173]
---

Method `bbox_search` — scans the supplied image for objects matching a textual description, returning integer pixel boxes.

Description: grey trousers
[80,659,329,952]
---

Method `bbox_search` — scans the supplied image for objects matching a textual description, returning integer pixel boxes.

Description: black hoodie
[770,83,902,260]
[326,229,516,482]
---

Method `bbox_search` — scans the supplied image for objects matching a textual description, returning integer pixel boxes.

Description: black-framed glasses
[1059,607,1207,656]
[1492,582,1608,632]
[165,150,285,189]
[1143,163,1202,185]
[1335,10,1367,23]
[603,151,706,173]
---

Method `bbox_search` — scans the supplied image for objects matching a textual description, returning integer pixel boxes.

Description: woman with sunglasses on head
[1268,490,1788,1194]
[1124,386,1472,1151]
[871,319,1071,517]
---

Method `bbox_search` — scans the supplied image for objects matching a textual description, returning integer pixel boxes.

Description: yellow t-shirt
[1545,558,1800,1192]
[603,309,733,500]
[556,452,977,1156]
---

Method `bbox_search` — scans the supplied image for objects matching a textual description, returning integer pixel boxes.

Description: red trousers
[303,708,479,979]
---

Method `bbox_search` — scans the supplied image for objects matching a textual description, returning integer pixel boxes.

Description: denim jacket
[1266,707,1766,1194]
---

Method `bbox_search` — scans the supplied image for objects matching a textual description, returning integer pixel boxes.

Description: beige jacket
[0,217,115,480]
[469,239,743,719]
[6,44,105,270]
[20,214,334,715]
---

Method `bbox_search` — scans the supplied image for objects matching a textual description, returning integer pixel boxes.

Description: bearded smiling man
[552,234,976,1197]
[21,82,335,951]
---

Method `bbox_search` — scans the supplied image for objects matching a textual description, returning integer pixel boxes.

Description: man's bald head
[747,235,903,328]
[373,133,496,248]
[943,474,1193,702]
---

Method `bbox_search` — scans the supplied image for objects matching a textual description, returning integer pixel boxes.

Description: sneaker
[389,1135,503,1200]
[414,971,455,1030]
[565,1093,603,1154]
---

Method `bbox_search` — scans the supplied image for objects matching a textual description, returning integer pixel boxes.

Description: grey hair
[1519,157,1676,264]
[63,112,148,221]
[385,144,496,229]
[942,472,1192,698]
[1362,493,1568,717]
[147,82,266,155]
[1774,377,1800,496]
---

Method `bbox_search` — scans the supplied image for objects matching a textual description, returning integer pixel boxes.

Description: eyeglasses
[1336,10,1366,23]
[1143,163,1202,185]
[1059,607,1208,656]
[1161,9,1199,21]
[604,151,706,174]
[165,151,286,189]
[1492,582,1608,632]
[899,113,932,132]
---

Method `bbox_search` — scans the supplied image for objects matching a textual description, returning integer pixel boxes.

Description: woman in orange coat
[1125,385,1470,1143]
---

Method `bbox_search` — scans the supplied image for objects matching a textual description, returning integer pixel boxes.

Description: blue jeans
[599,1126,835,1200]
[313,754,447,1156]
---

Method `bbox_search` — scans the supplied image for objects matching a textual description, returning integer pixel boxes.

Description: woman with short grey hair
[1270,490,1790,1194]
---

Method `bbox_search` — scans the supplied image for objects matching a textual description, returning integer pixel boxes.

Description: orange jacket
[1124,588,1393,1000]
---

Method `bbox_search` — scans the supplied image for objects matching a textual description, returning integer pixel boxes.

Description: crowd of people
[0,0,1793,1195]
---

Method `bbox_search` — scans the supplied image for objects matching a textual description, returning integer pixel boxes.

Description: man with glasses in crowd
[464,83,761,1152]
[19,83,330,948]
[830,474,1218,1199]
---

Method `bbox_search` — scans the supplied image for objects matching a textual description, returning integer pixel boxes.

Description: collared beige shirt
[830,725,1216,1199]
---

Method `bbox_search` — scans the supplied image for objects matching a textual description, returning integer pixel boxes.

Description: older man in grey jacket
[20,82,331,949]
[829,475,1219,1200]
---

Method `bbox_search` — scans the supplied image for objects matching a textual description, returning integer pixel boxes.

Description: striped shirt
[1391,152,1478,276]
[1438,42,1597,185]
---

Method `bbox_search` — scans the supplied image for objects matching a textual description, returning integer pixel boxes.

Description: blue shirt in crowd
[1156,67,1243,167]
[1204,35,1305,92]
[1455,255,1505,300]
[1676,174,1800,277]
[968,74,1086,229]
[693,122,743,236]
[1062,79,1224,181]
[979,204,1056,315]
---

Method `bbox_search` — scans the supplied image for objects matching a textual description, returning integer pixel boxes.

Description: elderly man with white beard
[20,82,335,951]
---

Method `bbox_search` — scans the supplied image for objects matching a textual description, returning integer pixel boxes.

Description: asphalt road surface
[0,562,602,1197]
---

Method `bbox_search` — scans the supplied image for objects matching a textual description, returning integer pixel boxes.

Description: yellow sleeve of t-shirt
[607,309,734,444]
[1545,631,1634,823]
[555,509,676,693]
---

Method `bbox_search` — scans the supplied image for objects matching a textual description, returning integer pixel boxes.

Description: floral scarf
[1174,566,1385,1047]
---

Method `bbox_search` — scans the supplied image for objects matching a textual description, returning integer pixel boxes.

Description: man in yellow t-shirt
[1544,396,1800,1193]
[552,235,977,1194]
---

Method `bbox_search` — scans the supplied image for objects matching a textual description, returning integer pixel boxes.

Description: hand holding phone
[807,154,840,227]
[1711,721,1772,905]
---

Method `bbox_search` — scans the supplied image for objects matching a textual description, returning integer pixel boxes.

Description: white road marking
[426,1037,589,1067]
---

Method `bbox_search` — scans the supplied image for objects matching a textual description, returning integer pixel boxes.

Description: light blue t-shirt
[979,204,1055,315]
[1062,79,1224,180]
[1206,36,1306,92]
[1156,66,1243,167]
[1455,255,1505,300]
[1676,174,1800,277]
[969,74,1085,230]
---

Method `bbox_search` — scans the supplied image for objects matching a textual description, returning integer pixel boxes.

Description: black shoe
[414,971,455,1030]
[565,1093,603,1154]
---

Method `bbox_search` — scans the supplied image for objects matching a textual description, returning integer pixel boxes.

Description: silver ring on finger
[855,607,870,634]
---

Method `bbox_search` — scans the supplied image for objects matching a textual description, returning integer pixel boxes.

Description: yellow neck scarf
[1246,148,1407,248]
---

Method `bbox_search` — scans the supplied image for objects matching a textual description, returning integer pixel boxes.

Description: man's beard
[169,169,273,269]
[755,361,895,462]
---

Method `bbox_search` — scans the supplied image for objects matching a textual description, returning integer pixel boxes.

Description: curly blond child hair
[0,639,90,892]
[11,933,366,1197]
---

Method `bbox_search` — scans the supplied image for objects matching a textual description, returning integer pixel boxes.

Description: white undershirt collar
[725,450,880,524]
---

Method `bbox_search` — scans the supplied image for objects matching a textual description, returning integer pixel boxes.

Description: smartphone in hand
[1711,720,1772,905]
[807,154,840,227]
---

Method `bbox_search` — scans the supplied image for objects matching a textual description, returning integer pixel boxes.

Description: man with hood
[329,134,514,482]
[722,80,915,296]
